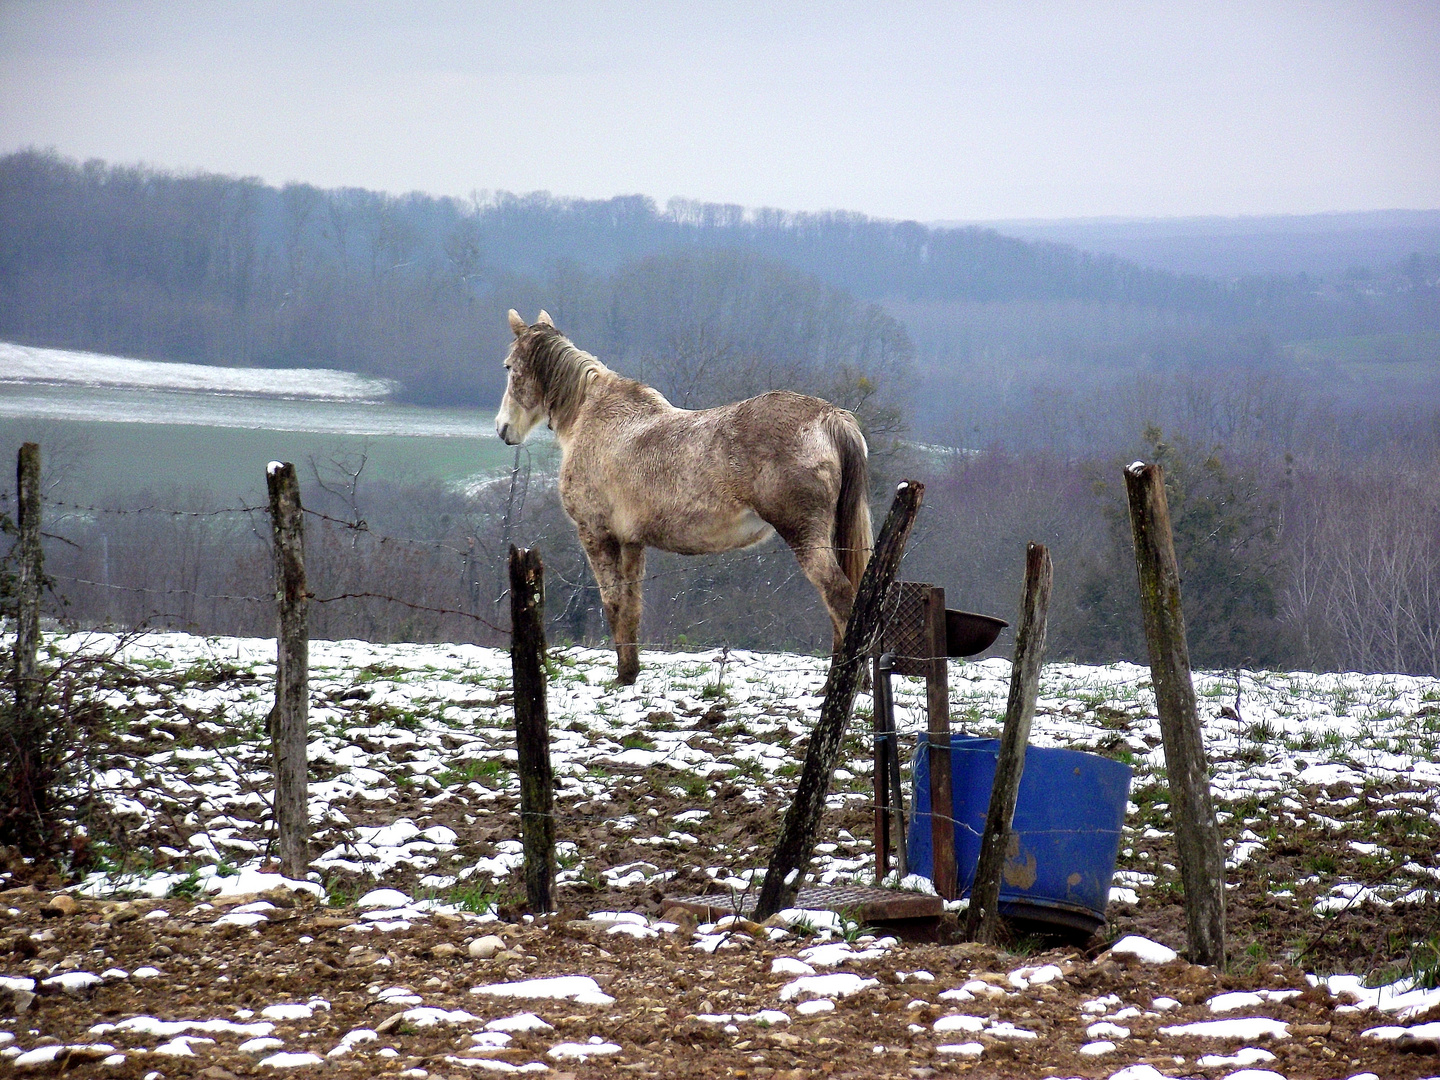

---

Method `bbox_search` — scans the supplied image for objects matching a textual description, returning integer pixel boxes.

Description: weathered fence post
[755,481,924,920]
[965,542,1052,943]
[1125,462,1226,967]
[6,443,45,846]
[509,545,554,914]
[12,443,42,733]
[266,462,310,881]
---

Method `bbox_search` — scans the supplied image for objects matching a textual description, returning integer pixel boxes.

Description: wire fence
[22,479,912,655]
[10,444,965,898]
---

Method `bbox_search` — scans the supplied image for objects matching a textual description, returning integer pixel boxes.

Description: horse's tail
[828,411,872,595]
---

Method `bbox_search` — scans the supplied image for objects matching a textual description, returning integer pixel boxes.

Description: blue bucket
[907,735,1132,934]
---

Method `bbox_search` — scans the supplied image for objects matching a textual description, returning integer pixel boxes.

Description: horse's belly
[650,506,774,555]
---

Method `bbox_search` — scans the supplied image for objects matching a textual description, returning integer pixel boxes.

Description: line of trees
[5,149,1434,417]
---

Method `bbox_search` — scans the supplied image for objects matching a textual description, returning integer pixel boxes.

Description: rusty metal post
[924,587,957,900]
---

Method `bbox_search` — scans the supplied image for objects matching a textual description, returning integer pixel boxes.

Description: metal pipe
[876,652,907,877]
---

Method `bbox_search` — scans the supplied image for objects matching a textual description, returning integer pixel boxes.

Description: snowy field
[4,630,1440,1076]
[0,341,516,501]
[0,343,395,401]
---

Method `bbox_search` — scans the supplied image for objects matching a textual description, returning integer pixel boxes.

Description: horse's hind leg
[615,543,646,685]
[780,526,856,655]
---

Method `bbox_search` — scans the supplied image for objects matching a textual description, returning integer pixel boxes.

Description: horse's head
[495,309,556,445]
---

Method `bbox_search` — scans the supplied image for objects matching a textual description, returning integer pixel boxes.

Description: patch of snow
[261,1003,315,1021]
[548,1038,621,1059]
[795,999,834,1015]
[356,888,413,909]
[771,958,816,976]
[1196,1047,1277,1067]
[1207,989,1301,1012]
[485,1013,553,1033]
[1089,1021,1131,1039]
[1108,935,1179,964]
[1159,1017,1289,1040]
[258,1051,326,1067]
[470,975,615,1006]
[936,1042,984,1057]
[778,972,879,1001]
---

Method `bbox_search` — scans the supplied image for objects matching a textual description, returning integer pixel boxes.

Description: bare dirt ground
[1,880,1434,1079]
[4,637,1440,1077]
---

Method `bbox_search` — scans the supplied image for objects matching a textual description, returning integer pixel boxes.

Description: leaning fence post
[755,480,924,921]
[966,542,1052,943]
[266,462,310,881]
[509,545,554,914]
[1125,462,1226,967]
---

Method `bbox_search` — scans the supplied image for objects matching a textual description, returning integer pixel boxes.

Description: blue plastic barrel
[907,735,1132,934]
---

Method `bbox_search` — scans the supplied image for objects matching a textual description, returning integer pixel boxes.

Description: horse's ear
[507,309,527,335]
[536,310,554,327]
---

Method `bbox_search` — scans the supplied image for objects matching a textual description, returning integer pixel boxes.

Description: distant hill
[1,150,1434,415]
[973,211,1440,280]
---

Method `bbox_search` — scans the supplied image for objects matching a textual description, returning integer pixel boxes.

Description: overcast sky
[2,1,1437,222]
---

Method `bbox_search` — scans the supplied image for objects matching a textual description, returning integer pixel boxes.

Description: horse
[495,309,872,685]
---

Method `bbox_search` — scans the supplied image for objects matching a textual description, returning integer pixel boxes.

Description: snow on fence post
[755,480,924,921]
[9,443,44,835]
[266,461,310,881]
[509,545,554,914]
[965,541,1052,944]
[1124,462,1226,968]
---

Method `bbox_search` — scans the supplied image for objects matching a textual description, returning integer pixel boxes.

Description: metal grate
[665,884,943,923]
[877,580,934,676]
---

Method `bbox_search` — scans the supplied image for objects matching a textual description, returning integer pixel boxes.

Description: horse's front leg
[577,530,642,686]
[615,543,646,685]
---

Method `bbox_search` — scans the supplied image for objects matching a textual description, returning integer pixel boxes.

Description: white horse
[495,310,872,684]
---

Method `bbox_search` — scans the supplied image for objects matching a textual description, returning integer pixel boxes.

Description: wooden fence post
[755,481,924,920]
[509,545,554,914]
[266,462,310,881]
[965,542,1052,943]
[1125,462,1226,967]
[12,443,42,734]
[6,443,45,848]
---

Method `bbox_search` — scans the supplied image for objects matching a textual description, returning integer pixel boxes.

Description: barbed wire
[307,589,509,635]
[44,498,266,519]
[49,573,272,605]
[300,508,474,556]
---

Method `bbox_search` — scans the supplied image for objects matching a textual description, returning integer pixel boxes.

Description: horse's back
[561,380,860,552]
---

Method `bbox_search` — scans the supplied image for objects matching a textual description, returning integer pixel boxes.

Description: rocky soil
[2,882,1436,1078]
[3,632,1440,1077]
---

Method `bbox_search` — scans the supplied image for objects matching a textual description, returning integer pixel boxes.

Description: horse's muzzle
[497,422,516,445]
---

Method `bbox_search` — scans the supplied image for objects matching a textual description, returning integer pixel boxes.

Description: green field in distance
[0,415,528,506]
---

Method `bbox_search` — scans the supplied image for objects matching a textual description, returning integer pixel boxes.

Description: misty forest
[3,148,1439,677]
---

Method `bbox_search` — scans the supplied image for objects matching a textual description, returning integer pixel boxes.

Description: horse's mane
[530,328,668,428]
[529,329,610,432]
